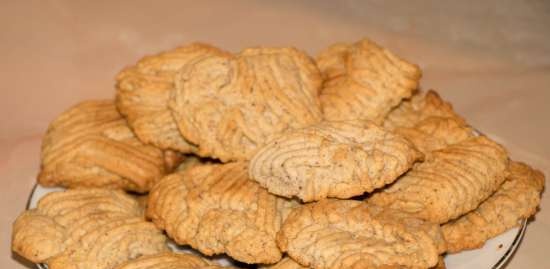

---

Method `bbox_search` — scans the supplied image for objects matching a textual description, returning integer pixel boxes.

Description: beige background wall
[1,1,549,268]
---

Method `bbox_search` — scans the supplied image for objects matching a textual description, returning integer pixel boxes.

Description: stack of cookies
[12,38,545,269]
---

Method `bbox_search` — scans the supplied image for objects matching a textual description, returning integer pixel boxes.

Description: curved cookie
[384,90,464,130]
[260,257,308,269]
[369,136,509,223]
[249,120,422,202]
[12,189,167,269]
[394,116,474,154]
[442,161,545,252]
[147,162,298,264]
[38,100,179,192]
[170,47,323,162]
[317,38,421,124]
[262,256,446,269]
[276,199,444,269]
[115,252,233,269]
[116,43,229,152]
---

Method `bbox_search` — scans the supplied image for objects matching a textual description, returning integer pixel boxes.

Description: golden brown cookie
[435,257,447,269]
[260,257,308,269]
[442,161,545,252]
[317,38,421,124]
[383,90,465,130]
[276,199,445,269]
[38,100,179,192]
[394,116,474,154]
[368,136,509,223]
[170,47,323,162]
[116,43,229,152]
[114,252,233,269]
[147,162,298,264]
[175,155,219,172]
[249,120,422,202]
[262,256,446,269]
[12,189,167,269]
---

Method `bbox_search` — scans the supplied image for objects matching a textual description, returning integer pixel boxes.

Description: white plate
[28,184,527,269]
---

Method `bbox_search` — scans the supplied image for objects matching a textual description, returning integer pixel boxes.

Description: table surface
[1,1,549,268]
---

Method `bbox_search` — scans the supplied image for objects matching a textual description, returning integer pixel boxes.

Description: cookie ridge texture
[114,252,234,269]
[170,47,323,162]
[369,136,509,223]
[383,90,464,130]
[38,100,179,192]
[442,161,545,252]
[317,38,421,124]
[276,199,444,269]
[12,189,167,269]
[249,120,422,202]
[147,162,298,264]
[116,43,229,152]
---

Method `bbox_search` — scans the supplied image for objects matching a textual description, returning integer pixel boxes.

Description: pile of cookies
[12,38,545,269]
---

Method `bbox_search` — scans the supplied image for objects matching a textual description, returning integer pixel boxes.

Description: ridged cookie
[38,100,181,192]
[12,189,167,269]
[249,120,422,202]
[442,161,545,252]
[147,162,298,264]
[114,252,234,269]
[394,117,474,154]
[368,136,509,223]
[317,38,421,124]
[260,257,308,269]
[384,90,464,130]
[116,43,229,152]
[276,199,445,269]
[261,256,446,269]
[170,47,323,162]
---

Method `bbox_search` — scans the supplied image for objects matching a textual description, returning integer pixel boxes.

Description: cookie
[369,136,509,223]
[260,257,308,269]
[276,199,445,269]
[383,90,464,130]
[442,161,545,252]
[116,43,229,152]
[12,189,167,269]
[170,47,323,162]
[114,252,234,269]
[317,38,421,124]
[394,116,474,154]
[147,162,298,264]
[249,120,422,202]
[38,100,180,192]
[261,256,446,269]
